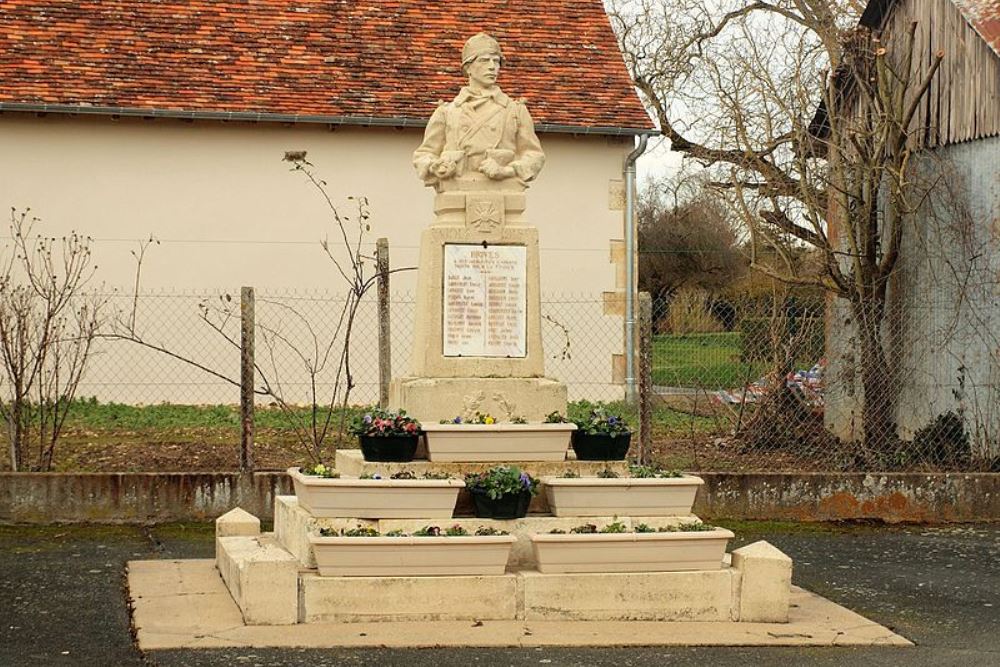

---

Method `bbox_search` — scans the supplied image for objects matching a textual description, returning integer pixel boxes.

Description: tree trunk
[853,296,899,458]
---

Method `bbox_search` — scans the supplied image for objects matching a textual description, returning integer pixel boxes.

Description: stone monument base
[390,376,567,423]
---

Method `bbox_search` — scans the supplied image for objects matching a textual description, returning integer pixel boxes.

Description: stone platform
[218,529,786,625]
[219,500,794,628]
[129,558,912,649]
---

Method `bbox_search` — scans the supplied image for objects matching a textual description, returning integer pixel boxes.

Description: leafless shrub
[0,209,106,471]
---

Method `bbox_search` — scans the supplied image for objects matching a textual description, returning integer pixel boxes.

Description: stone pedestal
[391,181,567,422]
[390,376,566,423]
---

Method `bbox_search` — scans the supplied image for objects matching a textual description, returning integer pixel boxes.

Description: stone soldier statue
[413,32,545,191]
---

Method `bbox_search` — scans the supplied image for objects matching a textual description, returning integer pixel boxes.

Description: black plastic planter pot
[470,489,533,519]
[359,434,419,462]
[571,432,632,460]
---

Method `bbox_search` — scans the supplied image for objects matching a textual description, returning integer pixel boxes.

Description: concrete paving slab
[128,558,912,650]
[128,558,228,598]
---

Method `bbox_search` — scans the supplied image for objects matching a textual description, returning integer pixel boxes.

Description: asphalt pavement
[1,520,997,666]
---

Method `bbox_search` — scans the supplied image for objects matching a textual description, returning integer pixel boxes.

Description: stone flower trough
[422,423,577,462]
[530,527,735,574]
[308,533,517,576]
[287,467,464,519]
[541,475,705,517]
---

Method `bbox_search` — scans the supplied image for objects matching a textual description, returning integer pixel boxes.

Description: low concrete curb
[0,471,291,523]
[695,472,1000,522]
[1,470,997,523]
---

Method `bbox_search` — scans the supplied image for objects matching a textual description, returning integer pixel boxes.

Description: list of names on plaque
[443,244,527,357]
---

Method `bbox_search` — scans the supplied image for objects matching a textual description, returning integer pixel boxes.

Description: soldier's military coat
[413,86,545,186]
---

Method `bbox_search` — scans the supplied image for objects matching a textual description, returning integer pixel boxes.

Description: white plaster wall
[0,114,628,404]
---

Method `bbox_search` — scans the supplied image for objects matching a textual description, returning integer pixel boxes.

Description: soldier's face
[467,53,501,88]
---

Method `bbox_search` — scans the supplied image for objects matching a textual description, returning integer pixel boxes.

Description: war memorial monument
[123,34,907,651]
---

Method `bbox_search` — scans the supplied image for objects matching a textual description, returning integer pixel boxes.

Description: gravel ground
[1,521,997,666]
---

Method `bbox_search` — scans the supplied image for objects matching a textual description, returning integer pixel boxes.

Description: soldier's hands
[431,158,458,179]
[479,158,515,180]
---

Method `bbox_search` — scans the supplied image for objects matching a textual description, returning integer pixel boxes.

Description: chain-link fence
[81,289,626,406]
[68,284,1000,472]
[641,289,1000,472]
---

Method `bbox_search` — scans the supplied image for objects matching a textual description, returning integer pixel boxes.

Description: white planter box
[530,528,734,574]
[309,534,517,576]
[288,467,464,519]
[541,475,704,517]
[422,423,576,462]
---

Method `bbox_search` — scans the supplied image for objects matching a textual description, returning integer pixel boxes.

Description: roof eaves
[0,102,653,136]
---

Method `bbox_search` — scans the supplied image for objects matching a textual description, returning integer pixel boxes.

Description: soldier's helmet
[462,32,503,67]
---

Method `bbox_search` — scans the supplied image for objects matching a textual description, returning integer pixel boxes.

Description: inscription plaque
[443,244,527,357]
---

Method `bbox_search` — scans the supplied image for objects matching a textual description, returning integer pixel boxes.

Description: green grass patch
[65,397,365,431]
[651,332,819,389]
[566,399,716,438]
[61,397,713,436]
[651,332,757,389]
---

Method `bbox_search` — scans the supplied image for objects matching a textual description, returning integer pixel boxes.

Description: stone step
[334,449,629,514]
[216,532,298,625]
[222,504,792,626]
[274,495,699,570]
[300,567,742,623]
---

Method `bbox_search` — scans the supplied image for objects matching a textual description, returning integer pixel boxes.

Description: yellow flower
[485,416,496,424]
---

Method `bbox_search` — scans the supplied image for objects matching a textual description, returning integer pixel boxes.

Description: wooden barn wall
[884,0,1000,147]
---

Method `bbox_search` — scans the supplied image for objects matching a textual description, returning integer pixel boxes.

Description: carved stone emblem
[466,193,505,232]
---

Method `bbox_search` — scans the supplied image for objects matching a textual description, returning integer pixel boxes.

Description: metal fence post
[240,286,255,473]
[377,238,391,408]
[638,291,653,465]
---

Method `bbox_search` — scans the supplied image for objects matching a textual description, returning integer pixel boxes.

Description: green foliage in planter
[417,471,454,480]
[413,525,469,537]
[465,465,539,500]
[597,468,620,478]
[300,464,340,478]
[474,526,510,536]
[569,524,598,534]
[350,408,421,437]
[572,406,630,436]
[600,520,628,533]
[659,522,716,532]
[551,522,716,536]
[358,471,456,480]
[629,464,683,478]
[321,525,379,537]
[544,411,568,423]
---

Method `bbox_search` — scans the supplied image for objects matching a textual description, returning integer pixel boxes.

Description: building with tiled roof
[0,0,652,404]
[0,0,652,133]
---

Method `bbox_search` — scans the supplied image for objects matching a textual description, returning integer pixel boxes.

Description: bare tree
[612,0,944,455]
[638,183,746,306]
[0,209,105,471]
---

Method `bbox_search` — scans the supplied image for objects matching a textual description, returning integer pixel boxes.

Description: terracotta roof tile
[954,0,1000,56]
[0,0,653,132]
[864,0,1000,57]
